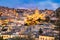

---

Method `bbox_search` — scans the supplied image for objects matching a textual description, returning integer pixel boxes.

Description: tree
[45,16,50,22]
[0,13,2,17]
[0,36,3,40]
[39,28,43,35]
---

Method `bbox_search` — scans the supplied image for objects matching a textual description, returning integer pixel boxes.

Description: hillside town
[0,6,60,40]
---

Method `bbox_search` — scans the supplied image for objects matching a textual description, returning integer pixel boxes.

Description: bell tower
[35,8,40,15]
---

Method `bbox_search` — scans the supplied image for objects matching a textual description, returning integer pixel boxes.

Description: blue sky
[0,0,60,10]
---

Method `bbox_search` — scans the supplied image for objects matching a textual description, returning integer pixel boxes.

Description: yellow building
[24,9,46,25]
[39,36,55,40]
[0,35,11,39]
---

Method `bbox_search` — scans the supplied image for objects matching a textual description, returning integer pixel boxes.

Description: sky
[0,0,60,10]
